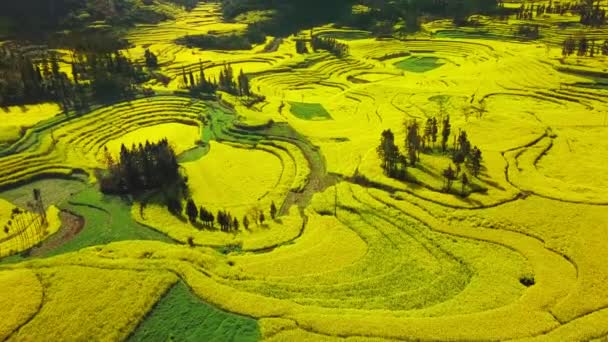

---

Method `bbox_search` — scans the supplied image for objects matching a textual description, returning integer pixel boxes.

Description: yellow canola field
[183,141,284,219]
[9,265,177,342]
[134,203,303,250]
[0,269,43,340]
[0,103,61,143]
[232,213,367,278]
[0,198,61,258]
[102,122,201,158]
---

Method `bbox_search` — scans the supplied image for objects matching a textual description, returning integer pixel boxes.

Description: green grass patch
[178,144,210,163]
[44,186,172,257]
[288,102,332,120]
[2,183,172,263]
[394,56,445,73]
[129,282,259,342]
[0,177,87,208]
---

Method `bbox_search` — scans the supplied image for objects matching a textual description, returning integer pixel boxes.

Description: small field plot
[394,56,445,73]
[183,141,283,218]
[103,122,201,158]
[288,102,332,120]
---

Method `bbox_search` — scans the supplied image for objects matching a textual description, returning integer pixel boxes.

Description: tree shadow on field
[414,164,444,182]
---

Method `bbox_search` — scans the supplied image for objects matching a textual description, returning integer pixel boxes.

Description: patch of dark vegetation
[375,51,411,62]
[520,275,535,287]
[220,0,353,36]
[177,25,266,51]
[311,36,349,58]
[0,42,150,110]
[98,139,183,197]
[0,0,199,40]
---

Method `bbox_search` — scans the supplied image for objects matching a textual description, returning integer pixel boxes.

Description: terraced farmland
[1,1,608,341]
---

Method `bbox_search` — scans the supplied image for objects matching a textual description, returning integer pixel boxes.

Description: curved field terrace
[1,1,608,341]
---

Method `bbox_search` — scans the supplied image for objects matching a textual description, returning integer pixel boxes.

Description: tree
[441,115,451,152]
[405,120,421,165]
[461,173,469,196]
[189,71,195,89]
[259,212,265,225]
[232,217,240,231]
[270,201,277,220]
[199,207,207,227]
[237,69,250,97]
[167,198,182,215]
[144,49,158,68]
[602,40,608,55]
[431,117,439,148]
[457,130,471,157]
[243,215,250,230]
[377,129,400,177]
[182,67,188,87]
[295,40,308,54]
[424,118,433,149]
[578,36,589,56]
[468,146,483,176]
[186,199,198,223]
[443,165,456,192]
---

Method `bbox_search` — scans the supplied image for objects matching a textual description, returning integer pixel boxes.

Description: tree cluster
[377,129,408,180]
[562,37,608,57]
[181,60,218,95]
[311,36,349,58]
[514,24,540,39]
[99,139,181,195]
[220,0,352,37]
[0,0,200,39]
[0,43,151,110]
[295,39,309,54]
[73,49,148,103]
[177,25,265,51]
[144,49,158,68]
[348,0,504,31]
[451,130,482,177]
[377,114,483,194]
[515,1,606,26]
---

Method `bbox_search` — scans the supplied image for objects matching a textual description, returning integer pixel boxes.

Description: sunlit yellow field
[1,1,608,341]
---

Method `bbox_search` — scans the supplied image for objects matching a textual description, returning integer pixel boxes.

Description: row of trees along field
[175,198,278,234]
[179,61,252,98]
[310,36,349,58]
[562,37,608,57]
[516,0,606,26]
[0,45,149,109]
[377,115,482,195]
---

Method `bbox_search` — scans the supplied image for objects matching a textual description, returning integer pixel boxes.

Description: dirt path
[29,210,84,257]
